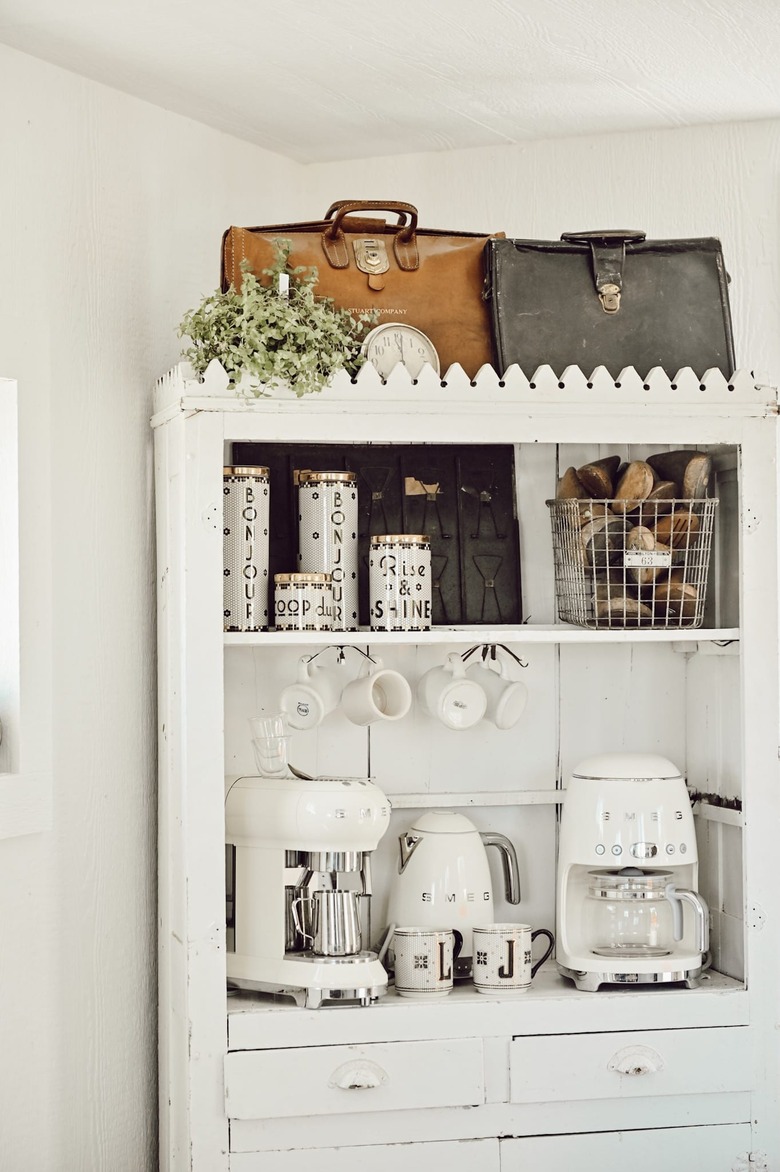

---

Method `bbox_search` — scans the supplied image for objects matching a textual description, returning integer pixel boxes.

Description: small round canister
[274,572,334,632]
[223,465,270,631]
[369,534,432,632]
[297,471,358,631]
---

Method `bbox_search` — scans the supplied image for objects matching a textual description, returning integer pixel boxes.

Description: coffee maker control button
[631,842,658,859]
[679,843,687,854]
[611,845,622,856]
[666,843,676,855]
[595,844,605,855]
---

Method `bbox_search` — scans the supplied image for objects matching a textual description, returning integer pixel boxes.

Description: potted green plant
[178,239,377,398]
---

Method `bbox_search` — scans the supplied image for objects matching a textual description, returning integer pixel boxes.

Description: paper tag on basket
[624,550,673,569]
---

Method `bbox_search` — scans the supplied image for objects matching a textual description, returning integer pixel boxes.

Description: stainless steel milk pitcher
[293,889,361,956]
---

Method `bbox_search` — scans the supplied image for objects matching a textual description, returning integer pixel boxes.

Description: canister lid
[224,465,270,477]
[274,572,332,584]
[298,470,357,484]
[370,534,430,544]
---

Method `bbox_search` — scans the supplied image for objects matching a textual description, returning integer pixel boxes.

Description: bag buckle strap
[322,202,420,272]
[590,241,625,314]
[560,230,646,315]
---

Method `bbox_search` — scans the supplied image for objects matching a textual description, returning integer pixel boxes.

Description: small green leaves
[178,239,377,397]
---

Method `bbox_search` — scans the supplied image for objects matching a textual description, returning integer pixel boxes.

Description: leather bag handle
[321,201,420,270]
[560,229,646,246]
[324,199,411,228]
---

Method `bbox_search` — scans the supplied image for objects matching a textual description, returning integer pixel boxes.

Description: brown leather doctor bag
[221,200,502,377]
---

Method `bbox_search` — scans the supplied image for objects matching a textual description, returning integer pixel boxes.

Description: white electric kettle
[385,810,521,978]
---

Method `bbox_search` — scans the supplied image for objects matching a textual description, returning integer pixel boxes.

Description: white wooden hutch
[153,360,780,1171]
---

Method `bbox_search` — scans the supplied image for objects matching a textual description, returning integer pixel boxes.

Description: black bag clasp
[561,230,647,315]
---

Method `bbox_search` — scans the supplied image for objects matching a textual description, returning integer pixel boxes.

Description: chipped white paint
[156,367,780,1170]
[152,361,775,422]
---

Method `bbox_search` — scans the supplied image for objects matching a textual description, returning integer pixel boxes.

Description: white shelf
[153,362,777,425]
[693,800,744,827]
[226,963,746,1050]
[389,792,745,816]
[388,789,559,808]
[225,625,740,647]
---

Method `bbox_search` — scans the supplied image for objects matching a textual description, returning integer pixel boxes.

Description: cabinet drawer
[510,1027,750,1104]
[225,1038,485,1120]
[499,1124,752,1171]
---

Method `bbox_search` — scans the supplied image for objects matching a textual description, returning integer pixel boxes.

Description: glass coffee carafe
[584,867,708,959]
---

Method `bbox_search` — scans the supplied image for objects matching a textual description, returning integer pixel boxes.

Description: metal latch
[599,282,621,313]
[353,237,389,275]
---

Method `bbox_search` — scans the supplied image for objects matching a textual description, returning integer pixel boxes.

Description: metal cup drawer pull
[607,1044,665,1077]
[328,1059,389,1091]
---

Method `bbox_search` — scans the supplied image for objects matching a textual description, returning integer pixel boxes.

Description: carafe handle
[665,884,709,953]
[480,831,522,904]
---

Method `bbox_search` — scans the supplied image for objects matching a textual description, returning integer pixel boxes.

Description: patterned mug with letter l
[392,926,463,999]
[472,923,555,995]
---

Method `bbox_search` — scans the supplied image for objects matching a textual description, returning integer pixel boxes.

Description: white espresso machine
[556,752,709,991]
[225,773,391,1007]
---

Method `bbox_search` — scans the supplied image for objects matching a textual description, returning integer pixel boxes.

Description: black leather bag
[484,230,736,379]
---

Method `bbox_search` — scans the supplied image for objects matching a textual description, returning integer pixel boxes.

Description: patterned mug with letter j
[472,923,555,995]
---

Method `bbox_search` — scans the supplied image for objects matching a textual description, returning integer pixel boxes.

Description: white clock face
[362,325,441,379]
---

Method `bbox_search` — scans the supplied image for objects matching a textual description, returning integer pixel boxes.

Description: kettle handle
[480,831,522,904]
[398,832,421,873]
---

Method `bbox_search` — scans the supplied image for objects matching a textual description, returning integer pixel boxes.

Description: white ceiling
[2,0,779,163]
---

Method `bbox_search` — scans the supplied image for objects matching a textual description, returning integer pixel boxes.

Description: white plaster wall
[0,44,307,1172]
[3,37,780,1172]
[306,120,780,377]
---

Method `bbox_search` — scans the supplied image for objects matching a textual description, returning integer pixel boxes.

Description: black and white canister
[223,465,270,631]
[274,573,334,632]
[297,471,358,631]
[369,534,432,632]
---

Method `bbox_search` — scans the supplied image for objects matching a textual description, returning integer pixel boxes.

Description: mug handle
[530,928,555,977]
[357,655,383,680]
[445,652,467,679]
[377,922,395,966]
[452,929,464,962]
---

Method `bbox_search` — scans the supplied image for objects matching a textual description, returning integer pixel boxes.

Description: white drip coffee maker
[556,752,709,991]
[225,716,392,1007]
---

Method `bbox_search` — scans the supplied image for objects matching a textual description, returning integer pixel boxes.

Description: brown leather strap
[321,201,420,271]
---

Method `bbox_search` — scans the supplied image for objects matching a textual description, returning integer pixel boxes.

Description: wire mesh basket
[546,497,719,629]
